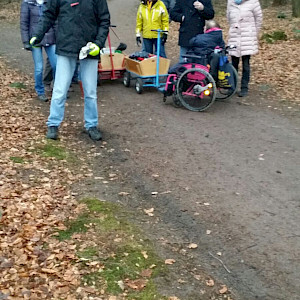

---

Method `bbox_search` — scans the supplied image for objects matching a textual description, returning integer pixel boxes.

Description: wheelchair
[163,48,238,112]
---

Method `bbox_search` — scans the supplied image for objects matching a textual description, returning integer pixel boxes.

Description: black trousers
[231,55,251,91]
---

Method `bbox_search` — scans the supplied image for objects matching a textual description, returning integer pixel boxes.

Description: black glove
[161,33,168,45]
[23,42,32,51]
[136,36,142,47]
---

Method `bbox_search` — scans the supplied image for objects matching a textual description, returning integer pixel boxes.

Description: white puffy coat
[227,0,263,57]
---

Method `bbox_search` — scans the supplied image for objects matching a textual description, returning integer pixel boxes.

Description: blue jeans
[143,38,167,58]
[31,45,56,95]
[47,55,98,129]
[179,46,192,63]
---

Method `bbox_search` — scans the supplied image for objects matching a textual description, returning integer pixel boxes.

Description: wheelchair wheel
[215,63,238,101]
[176,68,216,112]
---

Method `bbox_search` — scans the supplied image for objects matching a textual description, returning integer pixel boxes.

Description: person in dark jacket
[30,0,110,141]
[170,0,214,62]
[20,0,57,102]
[168,20,224,74]
[190,19,225,56]
[161,0,175,12]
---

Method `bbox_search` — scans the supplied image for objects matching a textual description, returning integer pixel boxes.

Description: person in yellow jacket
[136,0,169,58]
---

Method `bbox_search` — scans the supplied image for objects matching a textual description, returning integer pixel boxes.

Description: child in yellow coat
[136,0,169,58]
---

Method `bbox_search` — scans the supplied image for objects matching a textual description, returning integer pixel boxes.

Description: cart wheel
[123,72,131,87]
[135,78,143,94]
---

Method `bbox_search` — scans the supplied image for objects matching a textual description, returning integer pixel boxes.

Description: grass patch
[58,197,167,298]
[9,156,24,163]
[57,213,90,241]
[32,140,77,162]
[77,247,99,260]
[102,243,164,294]
[262,30,288,43]
[9,82,27,89]
[128,281,168,300]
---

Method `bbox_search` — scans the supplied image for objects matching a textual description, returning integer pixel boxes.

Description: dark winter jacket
[34,0,110,59]
[161,0,175,12]
[170,0,214,47]
[189,28,225,55]
[20,0,56,46]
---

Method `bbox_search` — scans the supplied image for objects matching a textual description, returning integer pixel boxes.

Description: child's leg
[241,55,251,92]
[143,38,155,54]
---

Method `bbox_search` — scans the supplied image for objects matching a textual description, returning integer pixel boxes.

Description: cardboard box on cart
[124,56,170,76]
[99,52,126,70]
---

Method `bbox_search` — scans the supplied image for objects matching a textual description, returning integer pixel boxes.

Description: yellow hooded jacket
[136,0,169,39]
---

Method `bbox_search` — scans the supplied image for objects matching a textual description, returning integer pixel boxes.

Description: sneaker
[87,127,102,141]
[38,94,48,102]
[238,89,248,97]
[46,126,58,140]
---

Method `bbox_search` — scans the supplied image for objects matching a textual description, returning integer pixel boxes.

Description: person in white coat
[227,0,262,97]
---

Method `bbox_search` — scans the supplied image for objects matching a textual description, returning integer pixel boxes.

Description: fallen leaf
[219,285,228,294]
[144,208,154,217]
[165,258,176,265]
[118,191,130,196]
[206,279,215,287]
[140,269,153,277]
[117,280,125,291]
[125,278,147,290]
[141,251,148,259]
[188,243,198,249]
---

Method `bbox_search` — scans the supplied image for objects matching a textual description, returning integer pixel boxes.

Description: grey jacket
[20,0,56,46]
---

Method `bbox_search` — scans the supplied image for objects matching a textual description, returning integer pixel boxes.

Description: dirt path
[1,0,300,299]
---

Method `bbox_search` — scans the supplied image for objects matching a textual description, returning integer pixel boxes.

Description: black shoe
[38,94,48,102]
[87,127,102,141]
[46,126,58,140]
[238,89,248,97]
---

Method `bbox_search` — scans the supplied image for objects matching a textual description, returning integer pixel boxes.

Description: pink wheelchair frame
[164,63,210,98]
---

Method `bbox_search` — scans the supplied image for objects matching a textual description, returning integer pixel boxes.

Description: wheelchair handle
[182,54,207,59]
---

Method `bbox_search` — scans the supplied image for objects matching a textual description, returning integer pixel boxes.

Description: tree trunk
[273,0,288,6]
[293,0,300,17]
